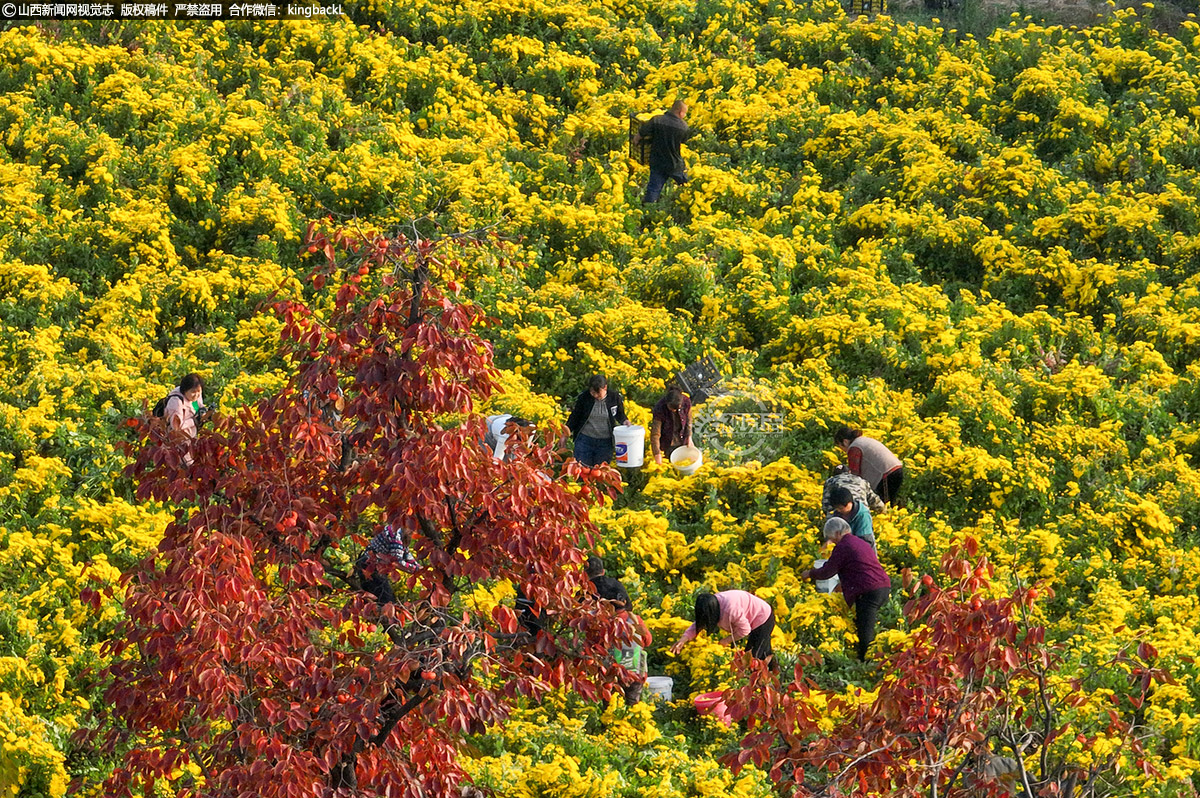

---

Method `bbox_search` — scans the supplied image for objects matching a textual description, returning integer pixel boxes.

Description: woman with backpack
[160,373,207,439]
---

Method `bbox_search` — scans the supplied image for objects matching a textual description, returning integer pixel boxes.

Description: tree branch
[369,686,431,747]
[821,741,895,796]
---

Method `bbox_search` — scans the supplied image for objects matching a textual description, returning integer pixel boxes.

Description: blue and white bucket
[613,425,645,468]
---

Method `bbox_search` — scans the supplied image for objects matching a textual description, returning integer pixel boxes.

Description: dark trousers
[744,608,775,662]
[854,587,890,660]
[642,169,688,204]
[876,468,904,505]
[574,434,613,467]
[354,554,395,605]
[515,591,546,639]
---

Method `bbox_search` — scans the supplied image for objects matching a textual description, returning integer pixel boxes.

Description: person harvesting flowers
[650,386,693,465]
[834,425,904,505]
[670,589,775,663]
[632,99,696,204]
[827,484,876,548]
[822,464,885,516]
[802,517,892,661]
[567,375,629,467]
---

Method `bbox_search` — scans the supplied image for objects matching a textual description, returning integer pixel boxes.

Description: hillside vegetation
[2,3,1200,795]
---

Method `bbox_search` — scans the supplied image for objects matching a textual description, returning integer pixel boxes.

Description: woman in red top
[670,589,774,662]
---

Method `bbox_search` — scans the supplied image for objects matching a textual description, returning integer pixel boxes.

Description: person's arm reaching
[651,415,664,463]
[670,623,698,654]
[683,397,693,446]
[805,542,847,582]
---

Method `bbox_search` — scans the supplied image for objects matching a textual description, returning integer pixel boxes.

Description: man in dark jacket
[586,555,632,610]
[586,556,647,703]
[633,100,695,204]
[566,375,629,467]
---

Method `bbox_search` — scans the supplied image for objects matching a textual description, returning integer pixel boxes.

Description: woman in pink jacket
[163,373,207,439]
[670,589,774,662]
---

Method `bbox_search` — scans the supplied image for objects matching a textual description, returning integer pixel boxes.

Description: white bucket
[645,676,673,702]
[488,414,512,461]
[812,559,840,594]
[613,425,645,468]
[488,414,512,439]
[670,445,703,475]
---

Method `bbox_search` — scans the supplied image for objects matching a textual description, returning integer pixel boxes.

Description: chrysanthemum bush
[0,2,1199,795]
[463,692,772,798]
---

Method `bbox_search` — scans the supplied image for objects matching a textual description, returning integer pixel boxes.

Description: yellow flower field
[1,2,1199,795]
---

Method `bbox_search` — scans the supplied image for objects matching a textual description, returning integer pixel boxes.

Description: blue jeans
[642,169,688,204]
[574,434,613,467]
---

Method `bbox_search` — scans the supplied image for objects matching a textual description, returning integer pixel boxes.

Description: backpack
[152,394,172,418]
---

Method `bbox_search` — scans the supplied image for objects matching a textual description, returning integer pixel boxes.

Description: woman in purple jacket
[801,517,892,660]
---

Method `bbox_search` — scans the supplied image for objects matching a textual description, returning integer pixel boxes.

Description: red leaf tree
[82,226,635,797]
[723,539,1172,798]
